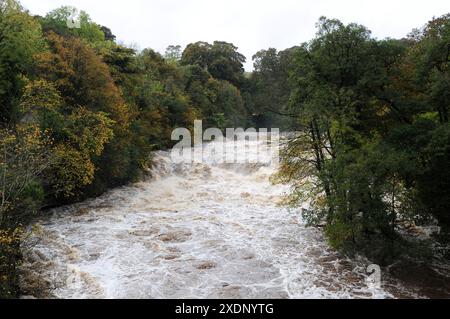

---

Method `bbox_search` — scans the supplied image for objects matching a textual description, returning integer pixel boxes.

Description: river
[19,135,424,299]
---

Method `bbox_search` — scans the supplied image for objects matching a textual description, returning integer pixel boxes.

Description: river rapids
[20,135,423,299]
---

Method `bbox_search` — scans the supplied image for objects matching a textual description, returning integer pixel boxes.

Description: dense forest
[0,0,449,298]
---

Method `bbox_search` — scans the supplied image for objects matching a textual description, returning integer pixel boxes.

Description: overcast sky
[20,0,450,71]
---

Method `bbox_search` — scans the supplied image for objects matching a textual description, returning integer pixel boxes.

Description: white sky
[20,0,450,71]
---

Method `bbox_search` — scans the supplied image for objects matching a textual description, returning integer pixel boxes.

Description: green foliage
[1,0,449,297]
[0,126,50,225]
[0,0,261,298]
[40,6,105,44]
[164,45,182,64]
[0,227,22,298]
[181,41,246,87]
[64,108,114,157]
[247,47,298,128]
[277,15,450,262]
[325,219,355,249]
[50,144,95,198]
[417,124,450,229]
[0,0,44,121]
[0,125,49,298]
[214,80,246,127]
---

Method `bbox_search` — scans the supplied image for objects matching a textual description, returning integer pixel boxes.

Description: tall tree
[181,41,246,87]
[40,6,105,44]
[0,0,44,121]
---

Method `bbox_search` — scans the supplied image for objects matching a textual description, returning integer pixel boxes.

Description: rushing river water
[20,135,424,299]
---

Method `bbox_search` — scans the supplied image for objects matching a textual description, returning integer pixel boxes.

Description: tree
[18,78,115,199]
[40,6,105,44]
[181,41,246,87]
[1,3,260,297]
[412,14,450,124]
[18,79,64,130]
[30,32,143,199]
[248,47,298,128]
[100,25,116,41]
[164,45,182,64]
[405,14,450,230]
[277,17,415,261]
[34,32,128,120]
[0,125,50,225]
[208,41,246,87]
[0,125,49,298]
[0,0,44,121]
[214,80,246,128]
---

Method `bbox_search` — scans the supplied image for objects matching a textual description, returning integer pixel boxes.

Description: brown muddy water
[19,137,449,299]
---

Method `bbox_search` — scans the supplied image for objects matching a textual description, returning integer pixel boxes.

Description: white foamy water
[21,136,408,299]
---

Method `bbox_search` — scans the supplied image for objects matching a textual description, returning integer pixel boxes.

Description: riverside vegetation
[1,0,449,298]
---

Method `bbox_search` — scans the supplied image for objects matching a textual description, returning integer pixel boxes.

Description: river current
[20,135,420,299]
